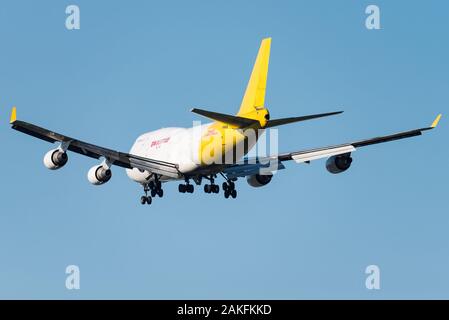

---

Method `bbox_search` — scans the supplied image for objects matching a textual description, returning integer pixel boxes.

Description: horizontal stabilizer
[191,108,258,128]
[265,111,343,128]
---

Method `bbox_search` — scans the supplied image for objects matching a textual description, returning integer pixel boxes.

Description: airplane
[10,38,441,205]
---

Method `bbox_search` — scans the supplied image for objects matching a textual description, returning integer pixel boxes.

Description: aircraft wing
[224,114,442,177]
[9,108,181,178]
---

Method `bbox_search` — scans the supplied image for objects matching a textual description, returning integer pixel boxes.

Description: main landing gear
[204,175,219,194]
[204,184,219,194]
[223,181,237,199]
[200,174,237,199]
[139,173,238,204]
[179,179,194,193]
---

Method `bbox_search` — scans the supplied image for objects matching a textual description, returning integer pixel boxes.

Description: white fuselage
[126,124,207,183]
[126,122,262,184]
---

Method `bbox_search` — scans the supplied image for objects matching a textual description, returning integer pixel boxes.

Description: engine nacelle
[246,173,273,188]
[43,149,68,170]
[326,153,353,174]
[88,165,112,185]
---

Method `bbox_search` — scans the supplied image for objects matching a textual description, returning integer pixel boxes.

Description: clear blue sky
[0,0,448,299]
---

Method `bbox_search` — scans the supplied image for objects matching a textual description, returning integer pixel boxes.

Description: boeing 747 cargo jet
[10,38,441,205]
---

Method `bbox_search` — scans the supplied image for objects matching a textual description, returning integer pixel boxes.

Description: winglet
[431,114,442,128]
[10,106,17,124]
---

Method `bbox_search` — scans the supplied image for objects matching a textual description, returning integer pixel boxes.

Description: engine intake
[88,165,112,185]
[326,153,353,174]
[246,173,273,188]
[43,149,68,170]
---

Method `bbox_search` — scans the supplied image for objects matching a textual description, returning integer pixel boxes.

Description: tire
[140,196,147,205]
[222,182,228,191]
[224,190,230,198]
[187,184,194,193]
[204,184,211,193]
[146,196,152,205]
[229,181,235,190]
[213,185,219,193]
[231,189,237,199]
[179,184,186,193]
[151,189,157,197]
[157,189,164,198]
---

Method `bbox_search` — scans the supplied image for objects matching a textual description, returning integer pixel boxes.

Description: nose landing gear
[140,184,152,205]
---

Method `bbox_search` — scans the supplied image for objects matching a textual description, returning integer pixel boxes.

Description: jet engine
[246,173,273,188]
[326,153,353,174]
[88,165,112,185]
[43,149,68,170]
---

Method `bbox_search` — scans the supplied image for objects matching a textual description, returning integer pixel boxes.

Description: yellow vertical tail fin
[237,38,271,118]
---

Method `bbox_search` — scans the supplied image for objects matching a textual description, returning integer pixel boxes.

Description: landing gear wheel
[151,189,157,197]
[179,184,186,193]
[187,184,194,193]
[224,190,230,198]
[146,196,152,205]
[140,196,147,205]
[204,184,219,194]
[157,189,164,198]
[231,189,237,199]
[222,182,228,192]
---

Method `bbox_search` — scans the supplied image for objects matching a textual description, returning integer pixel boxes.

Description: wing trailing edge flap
[223,158,286,179]
[291,145,356,163]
